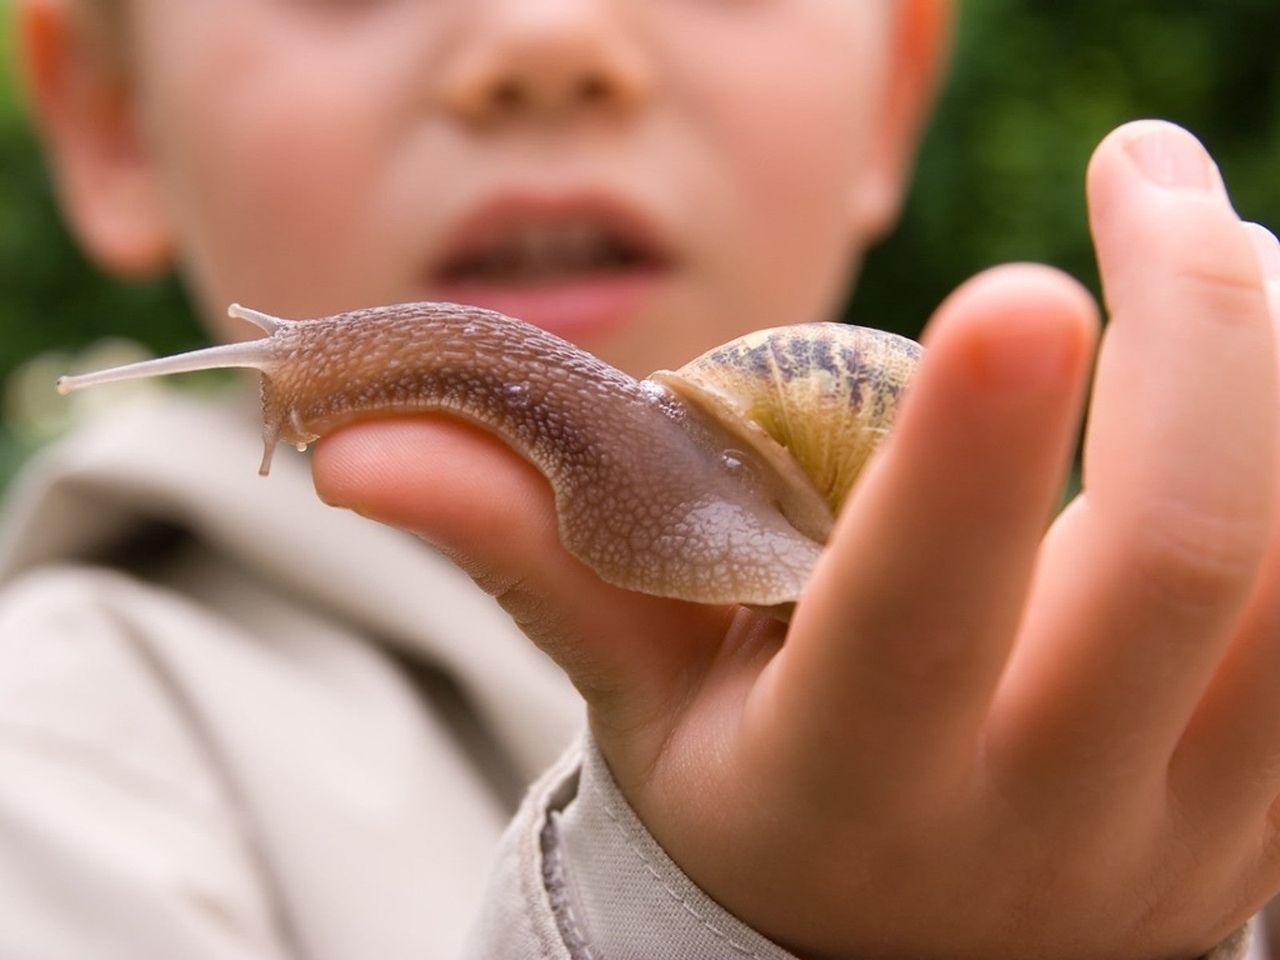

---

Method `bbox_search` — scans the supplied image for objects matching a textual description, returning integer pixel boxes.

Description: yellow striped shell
[652,323,922,539]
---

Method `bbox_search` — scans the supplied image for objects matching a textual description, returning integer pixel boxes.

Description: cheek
[658,4,891,330]
[130,4,432,321]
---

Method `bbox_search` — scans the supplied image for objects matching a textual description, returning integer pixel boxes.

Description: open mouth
[427,200,675,339]
[436,217,668,288]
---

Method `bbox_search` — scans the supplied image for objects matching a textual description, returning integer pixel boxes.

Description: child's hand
[313,120,1280,960]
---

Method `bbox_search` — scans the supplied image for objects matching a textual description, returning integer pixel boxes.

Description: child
[3,1,1278,957]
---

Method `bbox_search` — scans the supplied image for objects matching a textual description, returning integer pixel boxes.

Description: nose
[441,0,653,126]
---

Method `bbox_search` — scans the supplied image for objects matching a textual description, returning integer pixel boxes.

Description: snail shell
[654,325,921,528]
[57,303,922,609]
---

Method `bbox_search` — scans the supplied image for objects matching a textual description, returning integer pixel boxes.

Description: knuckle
[1123,499,1263,611]
[1171,256,1268,326]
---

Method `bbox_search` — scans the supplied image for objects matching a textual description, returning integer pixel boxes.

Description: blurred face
[99,0,920,375]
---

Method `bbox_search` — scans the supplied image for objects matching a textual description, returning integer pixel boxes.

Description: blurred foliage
[0,1,1277,489]
[853,0,1280,336]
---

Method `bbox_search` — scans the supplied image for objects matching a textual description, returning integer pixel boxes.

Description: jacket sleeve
[464,735,802,960]
[466,736,1257,960]
[0,571,295,960]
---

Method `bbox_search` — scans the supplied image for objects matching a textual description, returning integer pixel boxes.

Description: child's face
[54,0,944,375]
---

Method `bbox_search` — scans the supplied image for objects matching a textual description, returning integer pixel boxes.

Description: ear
[18,0,173,277]
[849,0,953,242]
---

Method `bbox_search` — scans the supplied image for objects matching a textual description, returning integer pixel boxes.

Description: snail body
[57,303,922,608]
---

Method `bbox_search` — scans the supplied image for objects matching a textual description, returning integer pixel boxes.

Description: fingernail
[1244,222,1280,281]
[1124,124,1217,191]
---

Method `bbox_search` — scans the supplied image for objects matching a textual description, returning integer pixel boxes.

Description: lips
[426,194,675,342]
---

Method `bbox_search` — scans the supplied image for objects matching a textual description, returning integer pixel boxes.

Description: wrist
[546,734,799,959]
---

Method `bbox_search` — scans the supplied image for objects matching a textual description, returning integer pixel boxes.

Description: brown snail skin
[57,302,922,609]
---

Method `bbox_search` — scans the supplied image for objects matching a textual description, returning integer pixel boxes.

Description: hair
[69,0,128,74]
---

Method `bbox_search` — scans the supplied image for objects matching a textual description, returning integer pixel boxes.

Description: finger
[991,123,1277,795]
[1167,223,1280,826]
[313,417,729,716]
[758,263,1096,801]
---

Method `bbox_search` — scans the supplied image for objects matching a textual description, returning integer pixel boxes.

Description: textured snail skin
[56,302,922,608]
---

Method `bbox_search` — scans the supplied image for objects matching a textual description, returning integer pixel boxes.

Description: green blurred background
[0,0,1277,490]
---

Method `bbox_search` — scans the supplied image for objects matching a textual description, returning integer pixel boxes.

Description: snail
[57,302,922,610]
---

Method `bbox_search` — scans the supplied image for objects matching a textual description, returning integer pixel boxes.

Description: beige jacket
[0,393,1259,959]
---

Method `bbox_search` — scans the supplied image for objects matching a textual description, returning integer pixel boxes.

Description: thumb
[311,415,730,714]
